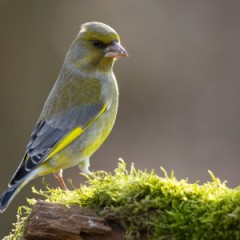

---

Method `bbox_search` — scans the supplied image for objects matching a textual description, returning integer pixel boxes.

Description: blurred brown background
[1,0,240,237]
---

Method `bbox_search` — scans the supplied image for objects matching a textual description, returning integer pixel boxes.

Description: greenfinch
[0,22,128,212]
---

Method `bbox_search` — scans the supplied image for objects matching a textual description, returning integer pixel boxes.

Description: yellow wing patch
[46,127,83,160]
[45,104,108,161]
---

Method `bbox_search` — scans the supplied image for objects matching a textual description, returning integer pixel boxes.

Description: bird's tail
[0,175,31,213]
[0,184,21,213]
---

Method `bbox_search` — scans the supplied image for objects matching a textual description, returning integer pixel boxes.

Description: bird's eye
[92,40,106,49]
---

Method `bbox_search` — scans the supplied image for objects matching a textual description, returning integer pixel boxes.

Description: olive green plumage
[0,22,128,212]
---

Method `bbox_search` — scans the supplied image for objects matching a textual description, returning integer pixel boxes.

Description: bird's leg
[53,169,68,191]
[79,158,93,177]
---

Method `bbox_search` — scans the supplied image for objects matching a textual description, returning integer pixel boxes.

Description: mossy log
[3,161,240,240]
[25,200,126,240]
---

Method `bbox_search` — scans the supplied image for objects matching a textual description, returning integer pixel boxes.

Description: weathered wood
[25,200,125,240]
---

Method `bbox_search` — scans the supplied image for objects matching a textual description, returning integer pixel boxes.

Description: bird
[0,22,128,213]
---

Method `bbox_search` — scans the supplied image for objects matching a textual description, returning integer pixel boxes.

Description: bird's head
[68,22,128,72]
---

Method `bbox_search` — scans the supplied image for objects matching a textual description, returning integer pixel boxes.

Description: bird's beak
[104,41,128,59]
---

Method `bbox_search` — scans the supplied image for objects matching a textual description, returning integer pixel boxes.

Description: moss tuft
[4,160,240,240]
[3,206,31,240]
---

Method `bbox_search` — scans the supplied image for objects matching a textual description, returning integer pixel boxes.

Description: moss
[3,160,240,240]
[3,206,31,240]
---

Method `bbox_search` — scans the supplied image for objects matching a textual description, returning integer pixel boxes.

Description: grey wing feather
[9,103,103,186]
[48,104,102,129]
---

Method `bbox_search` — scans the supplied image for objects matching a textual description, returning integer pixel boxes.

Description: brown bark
[25,200,125,240]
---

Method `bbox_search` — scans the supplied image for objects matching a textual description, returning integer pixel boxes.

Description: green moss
[3,206,31,240]
[4,160,240,240]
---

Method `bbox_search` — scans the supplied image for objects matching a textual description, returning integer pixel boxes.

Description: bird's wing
[9,103,107,186]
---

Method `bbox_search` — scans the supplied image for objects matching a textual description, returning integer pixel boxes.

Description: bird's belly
[46,106,117,171]
[75,110,116,159]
